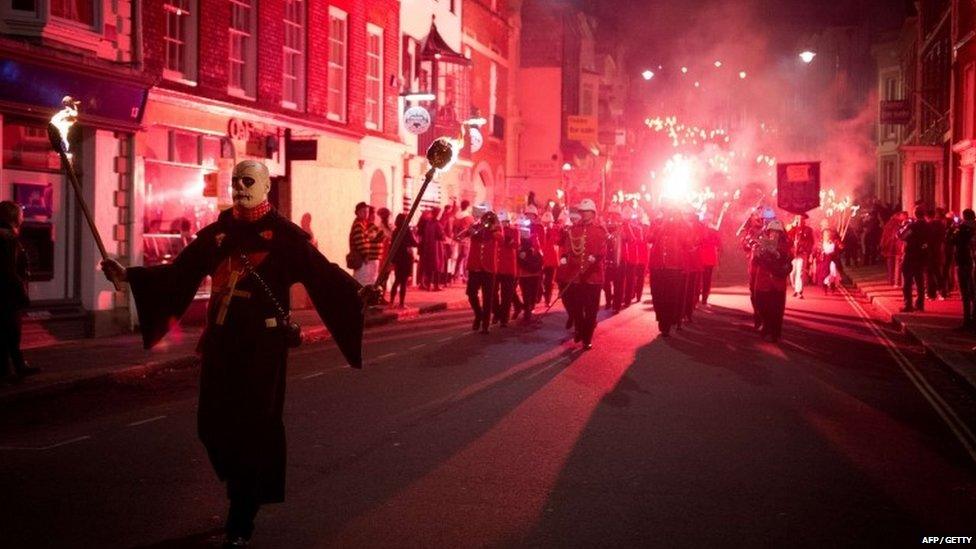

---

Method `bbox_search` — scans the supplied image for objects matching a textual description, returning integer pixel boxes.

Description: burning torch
[47,96,123,291]
[364,125,468,304]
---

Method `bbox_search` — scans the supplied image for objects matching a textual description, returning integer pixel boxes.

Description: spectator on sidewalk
[349,202,383,286]
[453,200,473,283]
[881,211,907,288]
[375,207,393,299]
[926,208,948,300]
[0,201,39,383]
[953,209,976,329]
[389,213,418,309]
[899,206,930,312]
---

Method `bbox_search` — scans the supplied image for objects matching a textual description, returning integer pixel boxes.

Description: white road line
[301,371,326,380]
[780,339,816,355]
[376,352,397,360]
[408,344,427,350]
[0,435,92,451]
[436,337,453,343]
[840,286,976,463]
[127,415,166,427]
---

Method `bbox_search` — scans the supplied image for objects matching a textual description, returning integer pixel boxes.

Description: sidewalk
[1,285,469,406]
[846,265,976,391]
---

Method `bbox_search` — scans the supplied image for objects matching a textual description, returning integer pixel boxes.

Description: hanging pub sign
[776,161,821,214]
[469,127,484,153]
[403,106,432,135]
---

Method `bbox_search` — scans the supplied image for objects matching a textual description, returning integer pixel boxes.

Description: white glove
[559,257,568,265]
[587,255,597,263]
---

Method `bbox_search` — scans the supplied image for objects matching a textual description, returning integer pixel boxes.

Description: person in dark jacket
[0,201,39,382]
[899,206,930,312]
[389,213,419,309]
[953,209,976,328]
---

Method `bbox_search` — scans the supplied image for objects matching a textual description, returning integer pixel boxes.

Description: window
[282,0,306,109]
[882,76,898,140]
[327,7,348,122]
[229,0,257,97]
[50,0,93,26]
[163,0,197,82]
[401,36,417,92]
[366,24,383,130]
[488,61,498,134]
[965,64,975,140]
[580,83,594,116]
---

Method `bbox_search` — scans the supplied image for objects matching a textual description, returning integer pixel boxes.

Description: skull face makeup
[232,160,272,209]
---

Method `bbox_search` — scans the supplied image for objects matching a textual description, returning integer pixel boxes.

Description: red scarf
[233,200,272,222]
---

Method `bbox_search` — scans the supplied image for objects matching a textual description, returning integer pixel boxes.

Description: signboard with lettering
[776,161,821,214]
[880,100,911,125]
[566,115,598,143]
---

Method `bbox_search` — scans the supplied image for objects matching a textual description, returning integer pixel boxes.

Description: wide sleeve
[126,233,214,350]
[298,241,365,368]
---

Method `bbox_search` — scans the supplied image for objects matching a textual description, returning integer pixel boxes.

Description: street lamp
[641,69,655,81]
[713,60,722,68]
[799,50,816,64]
[739,71,747,79]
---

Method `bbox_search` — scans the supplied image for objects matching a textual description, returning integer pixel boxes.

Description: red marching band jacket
[542,226,561,268]
[468,229,501,273]
[495,225,520,276]
[557,222,607,285]
[647,219,689,271]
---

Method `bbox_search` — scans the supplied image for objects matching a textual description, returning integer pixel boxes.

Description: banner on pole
[776,161,821,214]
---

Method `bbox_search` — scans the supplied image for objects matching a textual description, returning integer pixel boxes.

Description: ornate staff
[364,132,464,303]
[47,96,123,291]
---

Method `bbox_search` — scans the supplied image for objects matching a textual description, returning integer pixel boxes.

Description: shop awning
[0,58,148,132]
[420,21,470,65]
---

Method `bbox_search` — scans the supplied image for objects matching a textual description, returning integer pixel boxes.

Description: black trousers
[926,256,945,298]
[493,274,517,324]
[749,269,761,327]
[603,264,621,310]
[0,311,26,376]
[519,276,541,319]
[701,266,715,304]
[389,264,411,307]
[651,268,685,333]
[755,289,787,340]
[566,283,601,344]
[542,267,556,305]
[630,263,646,303]
[684,270,701,320]
[959,263,975,323]
[466,271,495,327]
[903,260,926,309]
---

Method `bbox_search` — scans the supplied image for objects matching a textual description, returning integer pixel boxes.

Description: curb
[846,276,976,392]
[0,299,469,408]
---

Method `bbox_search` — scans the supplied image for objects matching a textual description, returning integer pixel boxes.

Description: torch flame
[50,96,80,155]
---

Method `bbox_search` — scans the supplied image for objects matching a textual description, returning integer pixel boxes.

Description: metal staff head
[47,96,80,155]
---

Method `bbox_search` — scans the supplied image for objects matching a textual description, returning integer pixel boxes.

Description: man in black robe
[101,160,363,547]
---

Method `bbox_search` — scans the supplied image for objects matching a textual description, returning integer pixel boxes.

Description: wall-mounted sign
[469,127,483,153]
[566,115,598,143]
[403,106,432,135]
[776,161,821,214]
[880,100,911,125]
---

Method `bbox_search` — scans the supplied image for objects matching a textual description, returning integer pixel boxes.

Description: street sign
[776,161,821,214]
[880,100,911,125]
[566,115,598,143]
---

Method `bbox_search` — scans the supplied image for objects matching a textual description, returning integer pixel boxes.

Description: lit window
[328,7,348,122]
[229,0,257,97]
[283,0,306,110]
[366,24,384,130]
[50,0,94,26]
[163,0,197,82]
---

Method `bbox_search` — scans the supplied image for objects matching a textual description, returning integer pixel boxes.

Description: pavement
[845,264,976,391]
[0,285,469,406]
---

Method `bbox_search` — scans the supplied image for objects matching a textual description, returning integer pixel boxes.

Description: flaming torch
[366,129,465,304]
[47,96,122,291]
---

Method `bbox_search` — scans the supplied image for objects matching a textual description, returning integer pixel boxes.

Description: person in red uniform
[517,206,545,323]
[602,205,624,312]
[493,211,520,327]
[699,223,721,306]
[558,199,606,349]
[540,211,560,306]
[466,211,501,333]
[618,208,639,310]
[630,215,650,304]
[648,208,689,336]
[786,213,815,298]
[683,212,705,322]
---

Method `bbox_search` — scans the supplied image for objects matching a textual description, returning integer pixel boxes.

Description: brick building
[0,0,145,336]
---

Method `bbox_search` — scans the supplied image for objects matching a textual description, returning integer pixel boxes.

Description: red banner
[776,162,820,214]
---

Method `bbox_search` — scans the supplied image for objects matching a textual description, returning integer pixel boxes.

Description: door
[1,168,76,303]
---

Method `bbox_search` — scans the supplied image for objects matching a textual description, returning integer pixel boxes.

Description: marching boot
[472,314,482,331]
[224,499,259,548]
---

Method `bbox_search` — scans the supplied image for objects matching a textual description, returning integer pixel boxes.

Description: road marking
[302,371,326,380]
[0,435,92,451]
[127,415,166,427]
[408,344,427,350]
[840,286,976,464]
[376,352,396,360]
[436,336,453,343]
[780,339,816,355]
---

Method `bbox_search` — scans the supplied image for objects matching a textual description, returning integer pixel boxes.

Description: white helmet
[577,199,597,212]
[524,204,539,216]
[473,202,490,218]
[541,211,555,223]
[497,210,510,222]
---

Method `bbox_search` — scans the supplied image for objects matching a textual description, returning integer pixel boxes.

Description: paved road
[1,266,975,548]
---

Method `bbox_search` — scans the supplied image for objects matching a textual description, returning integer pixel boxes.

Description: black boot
[224,499,259,547]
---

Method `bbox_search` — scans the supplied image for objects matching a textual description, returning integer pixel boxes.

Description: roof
[420,20,471,65]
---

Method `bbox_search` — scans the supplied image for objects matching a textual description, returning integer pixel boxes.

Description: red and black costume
[493,225,520,326]
[541,225,561,306]
[467,223,500,332]
[648,214,689,336]
[517,222,545,322]
[558,221,606,347]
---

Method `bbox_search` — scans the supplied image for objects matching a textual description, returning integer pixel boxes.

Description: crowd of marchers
[348,197,726,350]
